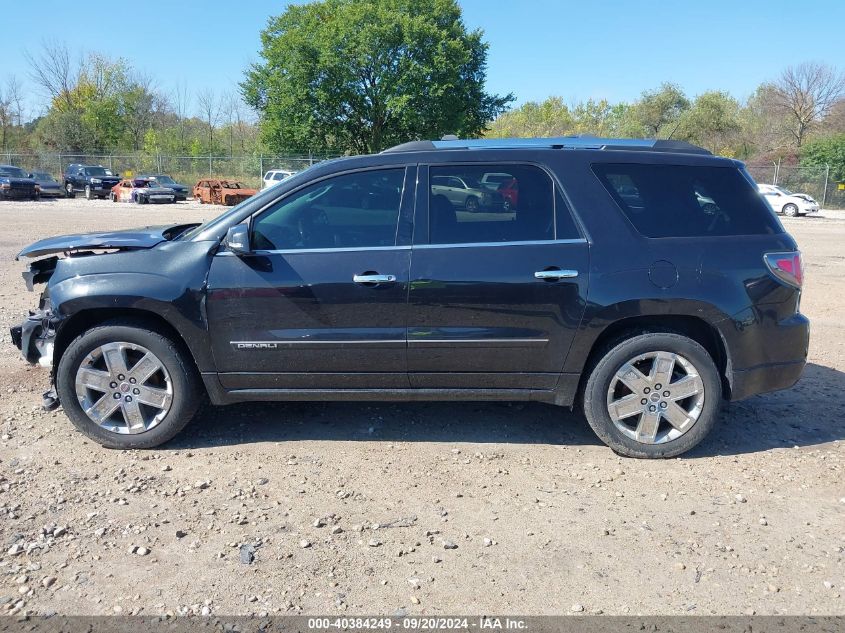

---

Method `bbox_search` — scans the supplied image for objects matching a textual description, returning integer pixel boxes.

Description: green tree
[630,83,689,138]
[242,0,512,154]
[677,91,741,155]
[486,97,572,138]
[801,134,845,181]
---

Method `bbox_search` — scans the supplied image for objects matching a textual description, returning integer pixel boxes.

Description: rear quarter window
[592,163,780,238]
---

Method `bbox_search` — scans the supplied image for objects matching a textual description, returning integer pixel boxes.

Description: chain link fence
[746,163,844,209]
[0,152,342,189]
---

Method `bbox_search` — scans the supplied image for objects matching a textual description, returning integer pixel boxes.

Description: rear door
[408,163,589,390]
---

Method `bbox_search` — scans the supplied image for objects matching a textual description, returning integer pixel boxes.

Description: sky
[1,0,843,120]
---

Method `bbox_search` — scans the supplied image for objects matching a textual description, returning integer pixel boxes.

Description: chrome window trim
[413,238,587,250]
[231,340,406,346]
[217,245,412,256]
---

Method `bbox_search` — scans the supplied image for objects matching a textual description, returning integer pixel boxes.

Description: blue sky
[2,0,843,119]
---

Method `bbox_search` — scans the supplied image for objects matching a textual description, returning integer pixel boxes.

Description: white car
[757,184,819,217]
[262,169,296,190]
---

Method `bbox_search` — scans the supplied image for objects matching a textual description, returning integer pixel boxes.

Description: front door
[408,163,589,390]
[206,166,415,391]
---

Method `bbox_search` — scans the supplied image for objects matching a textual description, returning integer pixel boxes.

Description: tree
[801,134,845,181]
[677,91,741,155]
[0,76,25,151]
[631,83,689,138]
[242,0,512,154]
[196,88,220,152]
[771,62,845,147]
[486,97,572,138]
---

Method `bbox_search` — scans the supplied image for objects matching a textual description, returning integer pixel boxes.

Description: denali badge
[232,342,279,350]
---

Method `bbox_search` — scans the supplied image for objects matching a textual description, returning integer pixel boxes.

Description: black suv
[63,164,121,199]
[11,138,809,458]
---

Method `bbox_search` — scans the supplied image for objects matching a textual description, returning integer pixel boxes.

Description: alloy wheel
[606,351,705,444]
[74,342,173,434]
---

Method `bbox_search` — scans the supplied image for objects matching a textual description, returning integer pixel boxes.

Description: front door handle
[353,273,397,284]
[534,269,578,280]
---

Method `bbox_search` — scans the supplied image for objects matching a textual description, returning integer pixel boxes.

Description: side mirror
[224,224,251,256]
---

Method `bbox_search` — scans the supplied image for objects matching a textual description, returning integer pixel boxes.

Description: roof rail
[382,136,711,155]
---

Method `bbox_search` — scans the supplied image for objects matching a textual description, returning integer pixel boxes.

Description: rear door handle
[353,273,397,284]
[534,269,578,280]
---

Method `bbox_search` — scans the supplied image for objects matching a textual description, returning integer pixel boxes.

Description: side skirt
[201,373,580,407]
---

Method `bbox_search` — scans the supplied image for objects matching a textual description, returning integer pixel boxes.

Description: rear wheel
[65,183,75,198]
[56,320,201,449]
[783,203,799,217]
[582,332,721,458]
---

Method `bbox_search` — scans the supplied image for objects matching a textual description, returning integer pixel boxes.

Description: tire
[110,192,117,202]
[65,183,75,198]
[502,199,512,212]
[465,196,479,212]
[31,192,40,201]
[137,194,147,204]
[783,203,799,217]
[56,319,202,449]
[582,332,722,458]
[84,185,92,200]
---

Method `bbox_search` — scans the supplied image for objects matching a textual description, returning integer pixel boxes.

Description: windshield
[33,171,53,180]
[0,166,28,178]
[86,167,108,177]
[153,175,176,184]
[775,186,793,195]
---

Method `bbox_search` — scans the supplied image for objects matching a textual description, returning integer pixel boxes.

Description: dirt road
[0,199,842,616]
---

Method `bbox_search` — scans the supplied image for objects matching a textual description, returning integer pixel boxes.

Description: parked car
[262,169,296,189]
[0,165,39,200]
[431,174,504,212]
[497,177,518,211]
[136,174,189,201]
[31,171,63,198]
[193,179,257,206]
[480,171,515,190]
[757,184,819,217]
[11,136,809,459]
[63,164,121,199]
[110,178,177,204]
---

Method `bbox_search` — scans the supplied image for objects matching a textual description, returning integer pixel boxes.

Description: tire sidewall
[56,323,199,449]
[583,333,722,458]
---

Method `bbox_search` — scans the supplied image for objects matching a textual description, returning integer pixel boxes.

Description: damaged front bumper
[10,307,59,368]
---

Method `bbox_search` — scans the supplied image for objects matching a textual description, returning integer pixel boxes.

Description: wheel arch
[573,314,732,406]
[53,308,204,395]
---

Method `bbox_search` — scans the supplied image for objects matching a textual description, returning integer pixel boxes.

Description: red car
[498,178,518,211]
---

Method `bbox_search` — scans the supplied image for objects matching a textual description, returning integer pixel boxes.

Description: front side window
[252,168,404,250]
[593,163,780,238]
[428,164,564,244]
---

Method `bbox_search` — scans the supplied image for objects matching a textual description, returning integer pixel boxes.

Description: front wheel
[783,203,799,217]
[582,332,722,458]
[136,194,147,204]
[65,183,75,198]
[84,185,92,200]
[56,319,201,449]
[465,196,479,212]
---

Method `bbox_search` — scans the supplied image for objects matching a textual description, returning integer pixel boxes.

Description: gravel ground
[0,198,843,617]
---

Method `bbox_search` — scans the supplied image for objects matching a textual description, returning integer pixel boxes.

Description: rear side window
[592,163,780,238]
[428,164,579,244]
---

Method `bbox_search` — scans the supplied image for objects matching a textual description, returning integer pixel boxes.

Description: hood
[16,223,199,259]
[793,193,816,203]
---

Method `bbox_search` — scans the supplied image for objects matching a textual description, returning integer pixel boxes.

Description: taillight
[764,251,803,288]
